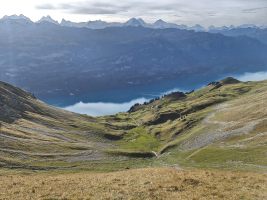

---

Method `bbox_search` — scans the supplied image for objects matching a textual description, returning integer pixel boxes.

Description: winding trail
[181,103,266,150]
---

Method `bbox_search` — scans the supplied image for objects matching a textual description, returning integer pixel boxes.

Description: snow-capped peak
[125,18,146,27]
[153,19,180,29]
[60,18,74,26]
[1,14,32,23]
[38,15,59,24]
[154,19,167,25]
[237,24,258,29]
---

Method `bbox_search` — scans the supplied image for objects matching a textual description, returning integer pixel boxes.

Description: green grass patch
[182,146,267,171]
[117,127,160,152]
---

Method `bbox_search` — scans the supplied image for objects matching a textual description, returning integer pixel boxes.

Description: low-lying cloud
[64,97,149,116]
[64,71,267,117]
[64,87,186,116]
[37,2,130,15]
[236,71,267,82]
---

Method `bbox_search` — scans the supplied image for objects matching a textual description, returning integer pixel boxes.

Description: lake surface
[45,71,267,116]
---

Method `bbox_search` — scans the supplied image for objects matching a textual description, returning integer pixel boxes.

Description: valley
[1,77,266,171]
[1,17,267,105]
[1,0,267,198]
[0,77,267,199]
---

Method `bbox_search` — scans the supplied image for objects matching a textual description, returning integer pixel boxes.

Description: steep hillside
[0,81,128,171]
[0,78,266,172]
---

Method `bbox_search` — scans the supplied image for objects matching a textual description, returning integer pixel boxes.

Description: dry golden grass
[0,168,266,200]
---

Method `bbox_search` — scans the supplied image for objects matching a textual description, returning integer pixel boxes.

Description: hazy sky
[1,0,267,26]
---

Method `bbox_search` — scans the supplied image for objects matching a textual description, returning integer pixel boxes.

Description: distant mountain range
[209,27,267,45]
[1,14,266,32]
[0,14,267,105]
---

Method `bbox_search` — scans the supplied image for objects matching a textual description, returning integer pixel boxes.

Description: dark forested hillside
[1,20,267,104]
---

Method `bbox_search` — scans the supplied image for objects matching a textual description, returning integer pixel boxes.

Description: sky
[0,0,267,27]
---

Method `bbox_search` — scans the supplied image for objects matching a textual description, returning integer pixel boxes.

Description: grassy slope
[0,78,267,172]
[0,81,133,171]
[1,79,267,199]
[157,80,267,171]
[104,79,267,171]
[0,168,266,200]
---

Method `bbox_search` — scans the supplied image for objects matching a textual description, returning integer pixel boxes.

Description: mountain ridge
[0,78,266,172]
[1,14,266,31]
[0,21,266,104]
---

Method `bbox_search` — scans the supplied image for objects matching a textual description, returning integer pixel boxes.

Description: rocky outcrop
[0,81,41,123]
[163,92,186,101]
[220,77,241,85]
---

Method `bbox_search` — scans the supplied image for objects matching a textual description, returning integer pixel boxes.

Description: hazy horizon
[1,0,267,27]
[1,13,267,29]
